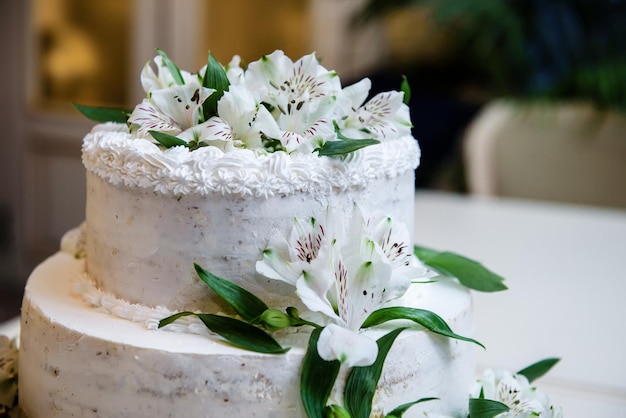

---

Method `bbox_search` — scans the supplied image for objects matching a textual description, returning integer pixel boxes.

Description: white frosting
[84,126,419,312]
[20,252,475,418]
[82,123,420,198]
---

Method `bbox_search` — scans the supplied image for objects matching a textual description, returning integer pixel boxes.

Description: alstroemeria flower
[129,82,215,137]
[472,369,563,418]
[140,55,197,92]
[244,50,341,152]
[257,206,427,367]
[128,55,215,139]
[256,207,337,286]
[354,208,433,297]
[177,85,277,151]
[336,77,412,141]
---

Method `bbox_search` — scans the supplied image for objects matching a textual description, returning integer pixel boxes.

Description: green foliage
[361,306,484,348]
[202,51,231,121]
[158,311,288,353]
[354,0,626,110]
[384,397,438,417]
[72,103,131,123]
[468,398,510,418]
[518,357,560,383]
[344,328,405,418]
[414,245,507,292]
[301,328,341,418]
[194,263,268,322]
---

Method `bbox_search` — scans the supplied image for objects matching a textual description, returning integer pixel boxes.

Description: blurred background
[1,0,625,323]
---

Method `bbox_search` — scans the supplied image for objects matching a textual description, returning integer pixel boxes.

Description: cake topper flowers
[75,49,413,157]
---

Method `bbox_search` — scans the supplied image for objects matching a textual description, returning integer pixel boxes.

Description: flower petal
[128,99,181,136]
[150,83,215,130]
[317,323,378,367]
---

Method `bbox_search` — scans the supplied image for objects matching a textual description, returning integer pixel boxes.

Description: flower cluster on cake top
[77,50,420,198]
[78,49,413,157]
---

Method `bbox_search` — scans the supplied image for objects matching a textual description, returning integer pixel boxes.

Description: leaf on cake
[413,245,507,292]
[384,397,438,418]
[156,48,185,86]
[361,307,484,348]
[72,103,131,123]
[468,398,510,418]
[149,130,190,149]
[301,328,341,418]
[400,75,411,105]
[194,263,269,322]
[158,311,288,354]
[202,51,230,121]
[316,138,380,157]
[344,327,405,418]
[517,357,560,383]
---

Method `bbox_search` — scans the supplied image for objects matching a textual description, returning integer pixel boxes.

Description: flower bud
[259,309,292,330]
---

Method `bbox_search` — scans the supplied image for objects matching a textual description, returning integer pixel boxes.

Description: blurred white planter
[463,100,626,209]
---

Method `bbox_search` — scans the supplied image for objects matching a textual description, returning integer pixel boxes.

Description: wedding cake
[7,50,541,418]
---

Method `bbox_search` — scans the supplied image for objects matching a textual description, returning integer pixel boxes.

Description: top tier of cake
[79,50,421,312]
[83,126,419,312]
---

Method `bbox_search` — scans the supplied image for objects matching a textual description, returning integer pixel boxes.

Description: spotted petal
[128,99,181,136]
[150,83,215,130]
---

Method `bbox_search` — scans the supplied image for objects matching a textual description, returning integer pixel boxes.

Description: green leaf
[361,306,484,349]
[517,358,560,383]
[324,404,352,418]
[344,328,405,418]
[72,103,131,123]
[301,328,341,418]
[158,311,288,354]
[400,75,411,105]
[194,263,269,323]
[156,48,184,85]
[202,51,230,120]
[385,397,438,417]
[414,245,507,292]
[468,398,510,418]
[149,130,189,149]
[317,139,380,156]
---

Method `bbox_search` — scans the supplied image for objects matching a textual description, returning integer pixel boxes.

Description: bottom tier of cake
[19,252,475,418]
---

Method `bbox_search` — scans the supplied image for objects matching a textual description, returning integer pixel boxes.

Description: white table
[3,191,625,416]
[414,191,626,418]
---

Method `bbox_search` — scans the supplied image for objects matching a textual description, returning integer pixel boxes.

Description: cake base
[19,253,475,418]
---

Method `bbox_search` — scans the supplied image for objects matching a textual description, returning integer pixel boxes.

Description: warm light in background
[200,0,311,69]
[32,0,132,110]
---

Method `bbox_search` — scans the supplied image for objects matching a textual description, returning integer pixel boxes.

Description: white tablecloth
[414,191,626,418]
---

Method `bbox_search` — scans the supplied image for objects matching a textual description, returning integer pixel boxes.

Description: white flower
[472,368,563,418]
[316,323,377,368]
[177,85,276,151]
[124,50,413,155]
[244,50,340,152]
[336,77,412,141]
[256,207,336,287]
[129,55,215,138]
[257,206,427,366]
[0,336,18,412]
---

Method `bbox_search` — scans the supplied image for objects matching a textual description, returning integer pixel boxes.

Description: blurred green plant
[354,0,626,111]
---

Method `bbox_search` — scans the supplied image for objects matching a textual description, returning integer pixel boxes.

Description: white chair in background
[463,100,626,209]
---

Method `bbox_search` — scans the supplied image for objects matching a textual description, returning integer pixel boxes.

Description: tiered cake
[17,50,476,417]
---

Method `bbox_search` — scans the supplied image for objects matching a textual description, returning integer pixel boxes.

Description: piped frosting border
[82,123,420,197]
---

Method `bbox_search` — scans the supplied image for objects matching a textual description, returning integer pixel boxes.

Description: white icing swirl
[82,123,421,197]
